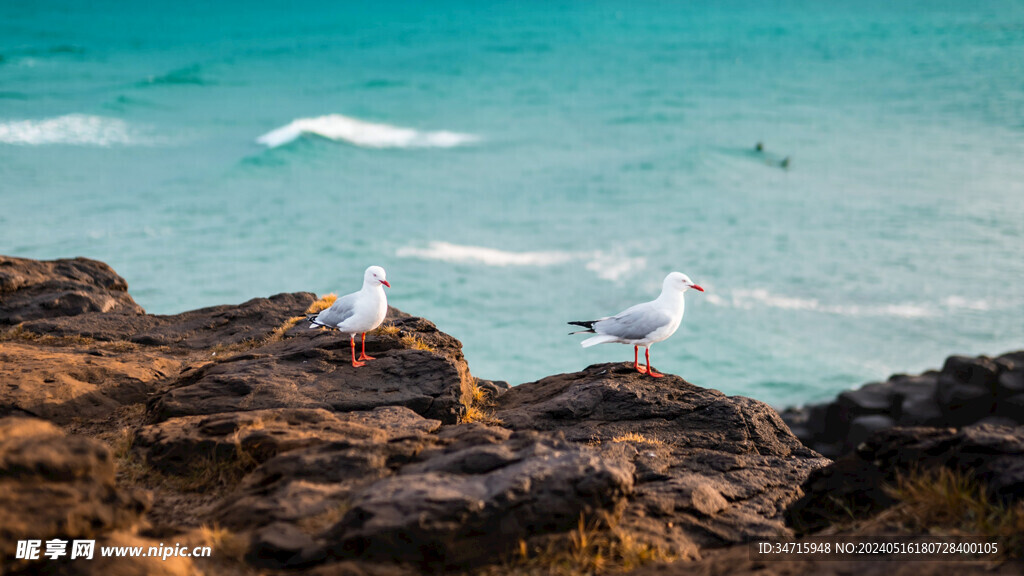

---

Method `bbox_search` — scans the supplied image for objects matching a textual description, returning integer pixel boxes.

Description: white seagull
[569,272,703,378]
[307,265,391,367]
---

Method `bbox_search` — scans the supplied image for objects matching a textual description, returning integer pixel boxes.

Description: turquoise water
[3,1,1023,406]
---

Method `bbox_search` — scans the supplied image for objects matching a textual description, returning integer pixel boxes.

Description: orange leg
[357,332,375,361]
[350,334,365,367]
[633,346,647,374]
[644,347,664,378]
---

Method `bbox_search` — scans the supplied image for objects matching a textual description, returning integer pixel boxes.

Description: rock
[474,377,511,399]
[0,342,179,424]
[940,355,999,391]
[22,292,317,349]
[135,406,439,475]
[936,378,995,426]
[996,393,1024,424]
[996,370,1024,398]
[846,414,895,449]
[326,430,635,568]
[783,352,1024,459]
[211,407,442,532]
[787,424,1024,533]
[494,363,829,555]
[0,256,144,324]
[247,522,325,569]
[147,318,474,425]
[0,417,149,567]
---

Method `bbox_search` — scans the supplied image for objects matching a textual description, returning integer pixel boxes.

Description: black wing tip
[568,320,597,335]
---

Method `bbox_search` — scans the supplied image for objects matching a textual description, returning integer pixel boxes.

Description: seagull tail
[580,334,618,348]
[307,313,325,329]
[567,320,597,335]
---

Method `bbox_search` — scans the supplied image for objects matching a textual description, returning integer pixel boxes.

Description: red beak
[381,280,391,288]
[691,284,704,292]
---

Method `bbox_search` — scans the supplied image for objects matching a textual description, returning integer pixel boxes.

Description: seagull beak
[691,284,704,292]
[381,280,391,288]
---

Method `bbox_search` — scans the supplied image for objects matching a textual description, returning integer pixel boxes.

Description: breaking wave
[0,114,138,146]
[256,114,479,149]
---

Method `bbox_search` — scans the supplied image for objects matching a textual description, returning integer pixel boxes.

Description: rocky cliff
[1,255,1021,575]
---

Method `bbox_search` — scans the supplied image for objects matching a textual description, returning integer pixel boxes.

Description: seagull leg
[645,347,664,378]
[357,332,375,361]
[633,346,647,374]
[350,334,365,367]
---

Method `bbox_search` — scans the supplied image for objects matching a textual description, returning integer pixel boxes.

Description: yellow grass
[476,513,674,576]
[400,334,435,352]
[882,467,1024,559]
[374,322,401,336]
[196,523,249,561]
[611,432,664,446]
[305,293,337,314]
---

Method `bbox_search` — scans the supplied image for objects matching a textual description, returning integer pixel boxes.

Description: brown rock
[326,430,635,568]
[495,363,829,556]
[22,292,316,349]
[0,342,179,424]
[0,256,144,324]
[0,417,149,569]
[148,317,474,425]
[787,424,1024,533]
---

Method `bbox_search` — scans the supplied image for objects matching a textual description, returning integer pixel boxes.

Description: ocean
[2,0,1023,406]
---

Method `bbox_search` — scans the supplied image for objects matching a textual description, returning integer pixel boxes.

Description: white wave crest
[396,242,574,267]
[396,241,647,282]
[708,288,937,319]
[0,114,137,146]
[256,114,478,149]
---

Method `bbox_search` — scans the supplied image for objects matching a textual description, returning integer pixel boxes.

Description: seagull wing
[314,292,359,328]
[595,302,671,341]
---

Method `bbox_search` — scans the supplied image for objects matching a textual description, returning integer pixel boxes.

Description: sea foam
[707,288,938,319]
[256,114,478,149]
[396,241,646,282]
[0,114,136,146]
[396,242,574,267]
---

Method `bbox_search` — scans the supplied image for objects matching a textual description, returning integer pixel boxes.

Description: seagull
[307,265,391,367]
[569,272,703,378]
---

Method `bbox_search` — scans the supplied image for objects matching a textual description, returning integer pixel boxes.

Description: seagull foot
[645,368,665,378]
[357,354,376,361]
[351,360,366,368]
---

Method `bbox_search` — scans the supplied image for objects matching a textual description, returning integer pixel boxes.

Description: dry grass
[0,325,94,347]
[460,381,503,425]
[374,322,401,336]
[880,467,1024,559]
[400,334,435,352]
[196,523,249,562]
[305,293,338,315]
[462,404,503,425]
[477,513,674,576]
[611,432,664,446]
[261,315,307,346]
[169,451,260,492]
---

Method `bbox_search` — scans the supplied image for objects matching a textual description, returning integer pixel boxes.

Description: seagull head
[665,272,703,293]
[365,265,391,288]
